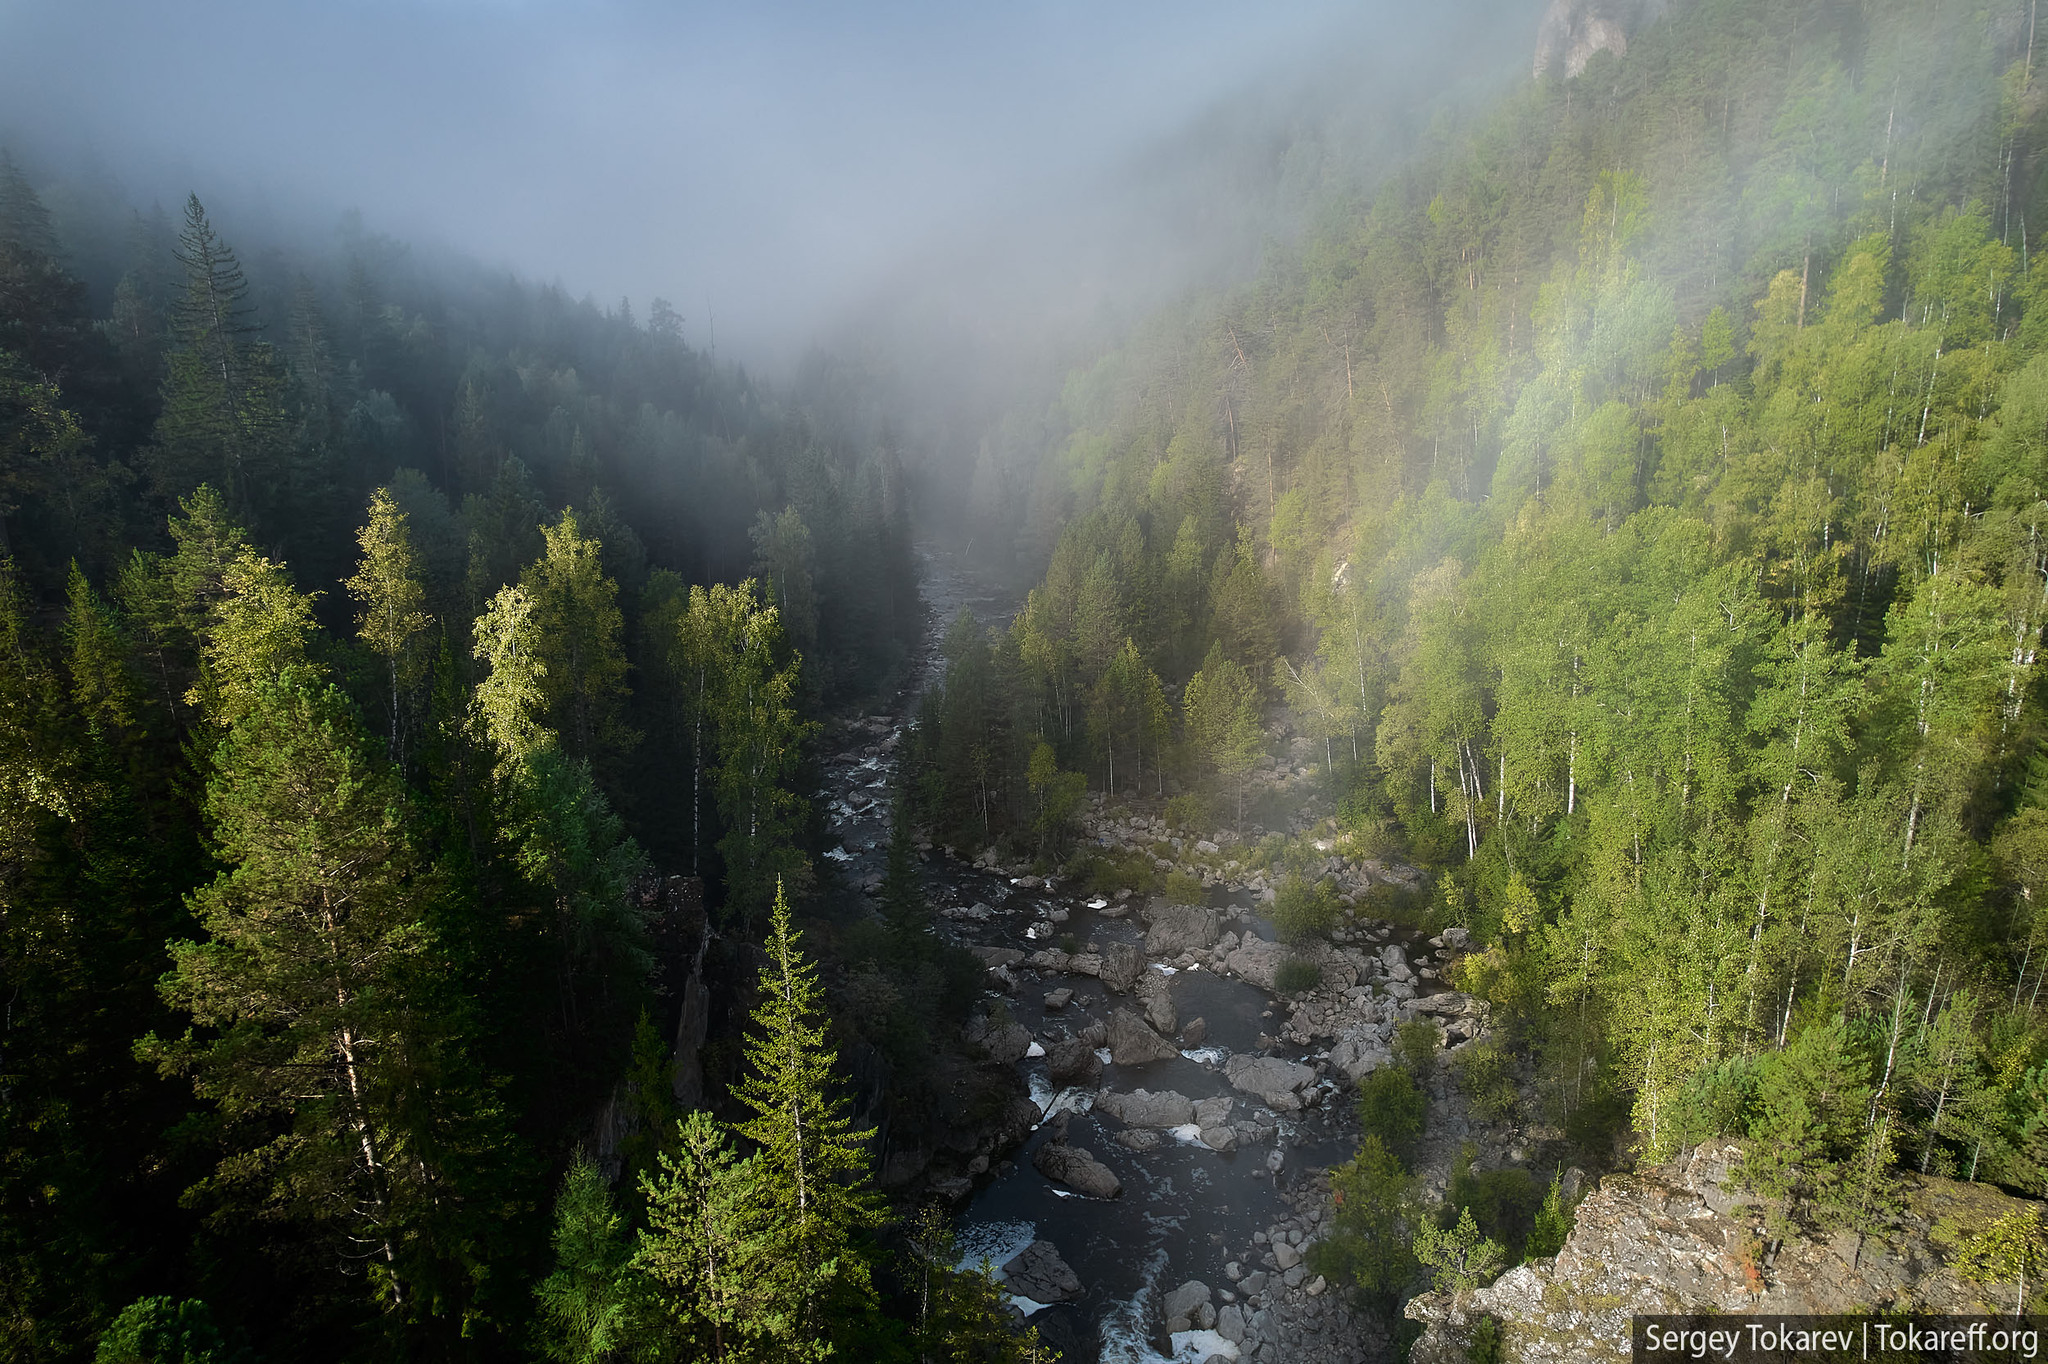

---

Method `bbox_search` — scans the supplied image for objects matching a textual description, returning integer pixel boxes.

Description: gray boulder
[1200,1126,1238,1152]
[1099,940,1141,993]
[1223,1053,1315,1111]
[1113,1128,1163,1152]
[1180,1016,1207,1047]
[1223,935,1287,990]
[1136,969,1177,1035]
[1379,942,1414,982]
[1217,1303,1246,1344]
[967,1013,1032,1065]
[1032,1141,1121,1198]
[1145,902,1220,956]
[1192,1095,1234,1128]
[1094,1088,1194,1128]
[1001,1239,1083,1303]
[1107,1008,1179,1065]
[1045,1036,1104,1088]
[1163,1280,1213,1333]
[1329,1022,1394,1084]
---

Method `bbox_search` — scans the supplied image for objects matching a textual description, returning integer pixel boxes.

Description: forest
[6,0,2048,1360]
[911,0,2048,1336]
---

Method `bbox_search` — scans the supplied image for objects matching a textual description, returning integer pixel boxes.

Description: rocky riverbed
[812,548,1502,1363]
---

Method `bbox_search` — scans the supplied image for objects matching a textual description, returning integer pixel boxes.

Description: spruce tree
[154,197,284,516]
[635,1111,782,1362]
[731,880,881,1348]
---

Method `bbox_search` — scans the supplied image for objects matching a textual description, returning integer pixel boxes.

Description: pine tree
[142,672,431,1308]
[731,881,882,1347]
[636,1110,783,1362]
[153,196,284,516]
[347,486,432,764]
[535,1154,634,1364]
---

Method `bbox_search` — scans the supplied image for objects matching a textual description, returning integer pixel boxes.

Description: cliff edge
[1407,1141,2043,1363]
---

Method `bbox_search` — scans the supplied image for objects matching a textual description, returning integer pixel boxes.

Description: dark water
[820,548,1360,1363]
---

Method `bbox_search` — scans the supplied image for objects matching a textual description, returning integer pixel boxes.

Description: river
[817,546,1396,1364]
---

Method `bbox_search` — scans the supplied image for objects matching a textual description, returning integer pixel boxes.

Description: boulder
[1145,902,1220,956]
[1272,1241,1302,1271]
[967,1014,1032,1066]
[1001,1239,1083,1303]
[1107,1008,1179,1065]
[1136,969,1177,1035]
[1223,1053,1315,1111]
[972,945,1024,969]
[1044,987,1073,1011]
[1329,1022,1394,1084]
[1163,1280,1212,1333]
[1200,1126,1238,1152]
[1216,1303,1246,1344]
[1180,1016,1208,1047]
[1045,1037,1104,1088]
[1078,1019,1108,1048]
[1032,1141,1121,1198]
[1379,942,1414,982]
[1099,941,1142,993]
[1192,1096,1234,1128]
[1223,935,1288,990]
[1067,953,1104,977]
[1094,1088,1194,1128]
[1113,1128,1163,1152]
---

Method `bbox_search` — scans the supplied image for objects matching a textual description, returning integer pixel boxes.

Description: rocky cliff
[1533,0,1672,78]
[1408,1142,2043,1363]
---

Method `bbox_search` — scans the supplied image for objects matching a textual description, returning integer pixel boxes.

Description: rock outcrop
[1407,1141,2046,1363]
[1533,0,1670,79]
[1099,940,1142,993]
[1136,968,1178,1035]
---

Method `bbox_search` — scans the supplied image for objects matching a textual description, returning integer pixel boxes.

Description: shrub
[1165,792,1213,831]
[1356,1066,1426,1165]
[1452,1036,1520,1125]
[1393,1019,1441,1078]
[1274,957,1322,995]
[1272,873,1341,945]
[1525,1169,1574,1259]
[1449,1144,1541,1261]
[1164,869,1207,905]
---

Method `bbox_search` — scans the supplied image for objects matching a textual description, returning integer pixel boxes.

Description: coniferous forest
[6,0,2048,1361]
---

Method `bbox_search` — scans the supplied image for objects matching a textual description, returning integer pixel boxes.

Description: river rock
[1164,1280,1213,1333]
[1180,1016,1207,1047]
[1223,935,1288,989]
[1272,1240,1302,1271]
[1067,953,1104,977]
[1200,1126,1238,1151]
[1046,1036,1104,1087]
[1136,969,1177,1035]
[967,1013,1032,1065]
[1144,902,1220,955]
[1001,1239,1083,1303]
[1100,941,1141,993]
[1379,942,1414,982]
[1044,987,1073,1010]
[972,945,1025,969]
[1107,1008,1179,1065]
[1405,1140,2044,1363]
[1113,1128,1163,1152]
[1329,1022,1394,1084]
[1217,1303,1246,1344]
[1223,1053,1315,1111]
[1078,1019,1108,1048]
[1032,1141,1121,1198]
[1192,1095,1234,1127]
[1094,1087,1194,1128]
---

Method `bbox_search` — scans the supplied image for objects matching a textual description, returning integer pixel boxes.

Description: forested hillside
[918,0,2048,1304]
[0,166,995,1360]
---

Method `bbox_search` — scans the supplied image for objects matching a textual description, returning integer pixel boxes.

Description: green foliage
[1950,1206,2048,1315]
[1355,1065,1427,1166]
[1163,868,1207,905]
[1274,957,1322,995]
[535,1154,635,1364]
[1413,1207,1506,1296]
[1272,873,1341,945]
[1448,1145,1542,1261]
[1524,1171,1574,1260]
[1394,1020,1441,1080]
[94,1297,232,1364]
[1312,1135,1420,1323]
[1451,1036,1521,1125]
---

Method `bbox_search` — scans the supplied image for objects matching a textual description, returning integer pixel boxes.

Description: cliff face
[1533,0,1670,78]
[1406,1142,2043,1364]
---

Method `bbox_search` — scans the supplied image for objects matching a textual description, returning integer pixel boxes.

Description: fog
[0,0,1539,370]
